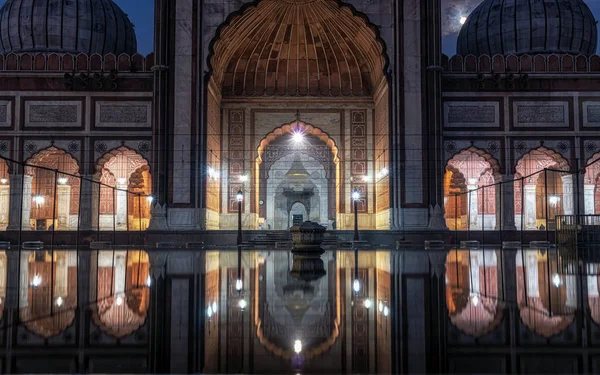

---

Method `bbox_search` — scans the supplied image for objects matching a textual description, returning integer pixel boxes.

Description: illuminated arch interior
[444,148,500,230]
[25,147,80,231]
[96,147,152,231]
[514,147,571,230]
[205,0,390,230]
[584,152,600,215]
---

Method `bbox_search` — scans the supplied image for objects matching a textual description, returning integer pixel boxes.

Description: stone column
[116,183,128,229]
[584,184,595,215]
[524,250,540,298]
[561,175,574,215]
[0,182,9,228]
[467,184,479,230]
[79,175,99,231]
[56,184,71,230]
[524,185,537,230]
[7,175,33,230]
[500,175,516,230]
[428,250,447,373]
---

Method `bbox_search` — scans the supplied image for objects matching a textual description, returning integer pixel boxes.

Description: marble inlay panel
[0,100,11,127]
[95,101,151,128]
[512,100,569,127]
[444,101,499,127]
[24,100,82,127]
[582,101,600,127]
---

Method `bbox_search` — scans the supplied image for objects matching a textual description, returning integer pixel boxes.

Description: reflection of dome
[0,0,137,55]
[457,0,598,56]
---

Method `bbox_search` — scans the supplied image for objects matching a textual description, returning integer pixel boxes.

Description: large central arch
[204,0,391,230]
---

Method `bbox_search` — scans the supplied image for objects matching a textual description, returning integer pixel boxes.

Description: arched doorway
[514,147,571,230]
[25,147,80,231]
[258,122,338,230]
[205,0,390,230]
[444,147,501,230]
[584,152,600,214]
[95,147,152,231]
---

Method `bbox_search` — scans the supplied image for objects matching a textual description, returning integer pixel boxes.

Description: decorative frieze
[228,109,245,213]
[351,110,367,213]
[443,101,499,128]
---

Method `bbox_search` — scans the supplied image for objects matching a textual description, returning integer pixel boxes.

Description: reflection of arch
[587,264,600,326]
[207,0,388,97]
[91,250,150,337]
[516,250,575,337]
[19,251,77,338]
[445,250,503,337]
[256,121,340,164]
[254,254,340,360]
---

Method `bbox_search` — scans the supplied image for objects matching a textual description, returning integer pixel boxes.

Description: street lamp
[237,190,243,245]
[352,189,360,241]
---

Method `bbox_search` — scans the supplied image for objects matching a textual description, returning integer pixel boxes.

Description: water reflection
[204,250,392,374]
[19,250,77,338]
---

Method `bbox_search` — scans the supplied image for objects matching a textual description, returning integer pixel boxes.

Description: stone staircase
[248,231,291,249]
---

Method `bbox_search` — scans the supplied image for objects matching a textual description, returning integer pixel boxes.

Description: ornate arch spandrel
[256,121,340,164]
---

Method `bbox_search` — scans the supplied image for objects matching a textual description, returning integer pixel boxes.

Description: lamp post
[237,190,243,245]
[352,189,360,241]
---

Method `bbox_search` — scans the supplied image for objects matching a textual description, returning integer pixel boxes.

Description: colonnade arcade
[203,0,390,230]
[0,146,152,232]
[443,146,591,231]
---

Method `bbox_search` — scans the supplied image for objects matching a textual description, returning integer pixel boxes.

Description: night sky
[0,0,598,56]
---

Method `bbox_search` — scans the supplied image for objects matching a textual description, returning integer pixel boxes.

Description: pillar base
[428,204,448,230]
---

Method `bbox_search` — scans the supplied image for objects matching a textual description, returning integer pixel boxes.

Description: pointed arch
[256,121,340,164]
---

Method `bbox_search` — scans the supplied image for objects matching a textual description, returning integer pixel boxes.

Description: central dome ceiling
[209,0,387,97]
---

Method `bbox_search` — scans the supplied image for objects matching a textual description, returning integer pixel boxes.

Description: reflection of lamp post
[353,248,360,296]
[352,190,360,241]
[237,190,243,245]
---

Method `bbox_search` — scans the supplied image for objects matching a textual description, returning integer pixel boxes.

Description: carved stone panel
[23,100,83,128]
[95,101,152,128]
[0,100,12,127]
[582,101,600,128]
[443,101,500,128]
[512,100,570,128]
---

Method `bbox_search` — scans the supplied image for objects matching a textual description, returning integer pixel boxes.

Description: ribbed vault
[209,0,387,97]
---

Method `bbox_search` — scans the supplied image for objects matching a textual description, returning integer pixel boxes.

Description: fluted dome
[457,0,598,56]
[0,0,137,55]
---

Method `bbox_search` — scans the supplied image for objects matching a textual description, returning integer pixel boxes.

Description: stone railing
[0,52,155,73]
[443,54,600,74]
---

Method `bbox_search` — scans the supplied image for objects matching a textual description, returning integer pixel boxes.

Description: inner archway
[444,147,501,230]
[205,0,390,230]
[514,147,571,230]
[95,147,152,231]
[24,147,80,231]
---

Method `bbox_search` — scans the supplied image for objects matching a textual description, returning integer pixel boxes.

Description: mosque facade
[0,0,596,373]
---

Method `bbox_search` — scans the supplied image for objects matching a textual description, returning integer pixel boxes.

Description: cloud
[441,0,483,36]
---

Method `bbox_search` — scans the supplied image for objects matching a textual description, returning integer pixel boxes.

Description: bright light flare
[353,279,360,293]
[471,294,479,307]
[56,296,64,307]
[291,130,305,145]
[294,339,303,354]
[364,299,372,309]
[31,274,42,287]
[33,195,45,206]
[236,279,243,291]
[383,306,389,317]
[145,275,152,287]
[552,273,562,288]
[352,190,360,202]
[116,295,124,306]
[57,177,68,185]
[238,299,247,310]
[460,16,467,25]
[549,195,561,206]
